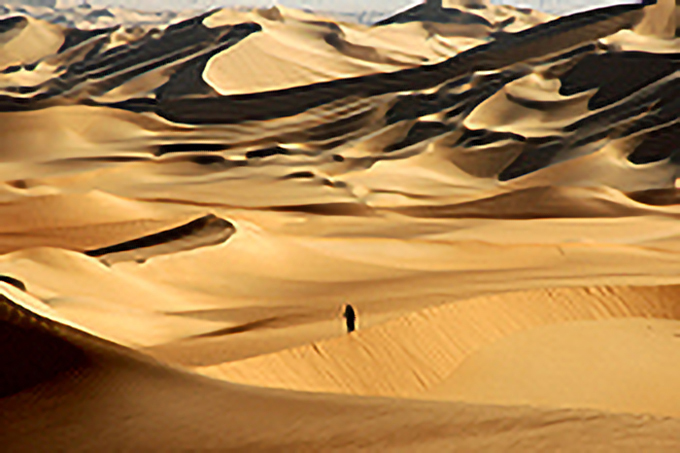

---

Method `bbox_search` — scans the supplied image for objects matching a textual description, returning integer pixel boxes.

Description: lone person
[343,304,356,333]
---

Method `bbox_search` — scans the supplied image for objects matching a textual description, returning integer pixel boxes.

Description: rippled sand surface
[2,0,680,450]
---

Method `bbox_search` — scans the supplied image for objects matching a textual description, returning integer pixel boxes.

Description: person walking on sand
[343,304,356,333]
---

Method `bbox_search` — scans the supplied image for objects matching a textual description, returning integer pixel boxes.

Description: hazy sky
[61,0,637,14]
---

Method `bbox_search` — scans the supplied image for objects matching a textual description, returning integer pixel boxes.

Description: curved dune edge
[85,213,235,265]
[2,289,680,451]
[0,190,225,254]
[196,284,680,417]
[0,1,678,449]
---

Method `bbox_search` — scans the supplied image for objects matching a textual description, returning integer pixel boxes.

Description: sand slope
[197,285,680,416]
[3,287,680,452]
[1,0,680,450]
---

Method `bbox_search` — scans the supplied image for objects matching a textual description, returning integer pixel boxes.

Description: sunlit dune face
[0,0,679,451]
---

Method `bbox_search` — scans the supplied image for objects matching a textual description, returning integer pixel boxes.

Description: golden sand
[1,0,680,450]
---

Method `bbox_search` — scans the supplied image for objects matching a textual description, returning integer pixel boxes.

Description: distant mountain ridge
[4,0,56,6]
[1,0,643,17]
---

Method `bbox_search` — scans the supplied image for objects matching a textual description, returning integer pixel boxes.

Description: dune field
[1,0,680,450]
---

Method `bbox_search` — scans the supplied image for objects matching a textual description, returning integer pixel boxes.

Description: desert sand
[1,0,680,450]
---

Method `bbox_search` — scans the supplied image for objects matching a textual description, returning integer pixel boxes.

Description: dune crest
[196,285,680,415]
[1,0,680,450]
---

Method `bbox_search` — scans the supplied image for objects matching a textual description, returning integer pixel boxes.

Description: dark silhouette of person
[343,304,356,333]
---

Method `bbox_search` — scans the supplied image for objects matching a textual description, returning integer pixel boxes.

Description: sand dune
[1,0,680,450]
[3,288,680,451]
[197,285,680,415]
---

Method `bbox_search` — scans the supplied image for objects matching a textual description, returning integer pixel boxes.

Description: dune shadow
[85,214,235,264]
[0,296,89,398]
